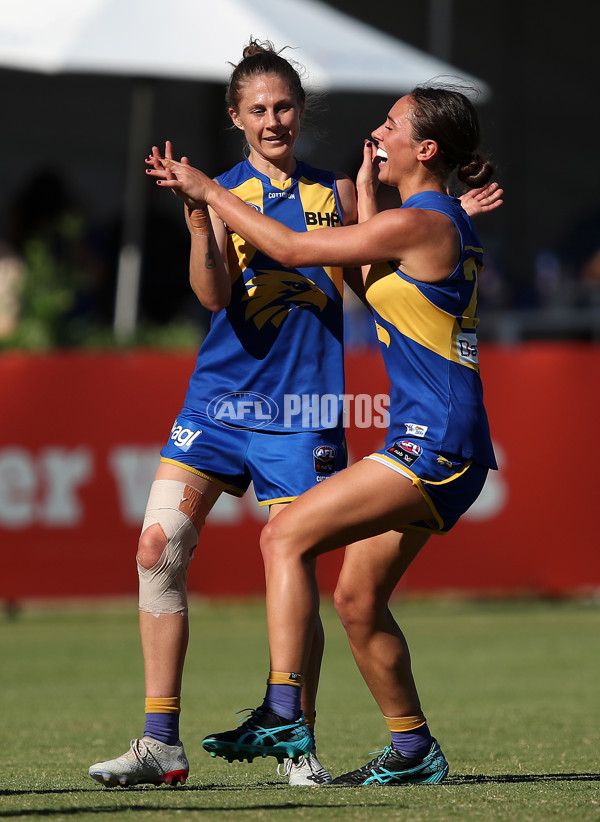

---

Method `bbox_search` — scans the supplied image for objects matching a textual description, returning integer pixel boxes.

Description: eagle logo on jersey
[242,270,328,330]
[226,264,341,358]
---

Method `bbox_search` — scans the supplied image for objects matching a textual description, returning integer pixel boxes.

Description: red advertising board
[1,345,598,601]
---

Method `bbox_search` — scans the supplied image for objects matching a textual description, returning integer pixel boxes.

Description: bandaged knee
[138,479,205,615]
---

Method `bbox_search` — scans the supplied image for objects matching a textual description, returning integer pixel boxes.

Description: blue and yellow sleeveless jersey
[182,159,346,432]
[365,190,497,469]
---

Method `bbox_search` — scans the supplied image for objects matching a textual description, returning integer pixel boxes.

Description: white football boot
[278,749,333,786]
[89,737,189,787]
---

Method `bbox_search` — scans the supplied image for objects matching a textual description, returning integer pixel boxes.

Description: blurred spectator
[559,206,600,306]
[477,244,512,311]
[534,248,567,307]
[533,207,600,309]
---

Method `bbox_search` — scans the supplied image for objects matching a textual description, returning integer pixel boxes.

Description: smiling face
[229,73,304,176]
[370,95,418,186]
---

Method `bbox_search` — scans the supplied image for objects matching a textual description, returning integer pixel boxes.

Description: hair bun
[242,39,275,60]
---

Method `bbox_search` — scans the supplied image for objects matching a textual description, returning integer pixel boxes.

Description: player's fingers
[147,148,178,183]
[165,140,174,161]
[366,139,378,162]
[155,178,181,189]
[147,145,162,169]
[148,145,176,176]
[483,189,503,205]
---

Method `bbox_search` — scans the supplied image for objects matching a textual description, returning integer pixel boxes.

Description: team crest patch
[313,445,337,475]
[387,440,422,468]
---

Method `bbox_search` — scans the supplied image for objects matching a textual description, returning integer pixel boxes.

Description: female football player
[146,81,498,786]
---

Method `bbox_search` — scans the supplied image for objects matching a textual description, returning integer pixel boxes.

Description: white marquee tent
[0,0,490,335]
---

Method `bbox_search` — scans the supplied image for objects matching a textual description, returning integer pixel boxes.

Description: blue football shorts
[365,436,489,534]
[159,410,347,506]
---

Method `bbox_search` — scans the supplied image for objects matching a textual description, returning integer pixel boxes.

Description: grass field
[2,597,599,821]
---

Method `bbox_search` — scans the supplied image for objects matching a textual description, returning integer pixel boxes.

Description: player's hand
[460,182,504,217]
[145,142,210,208]
[146,140,191,172]
[356,139,380,193]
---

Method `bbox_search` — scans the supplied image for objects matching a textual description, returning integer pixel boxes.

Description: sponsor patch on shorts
[313,445,337,475]
[169,420,202,452]
[404,422,428,437]
[386,440,423,468]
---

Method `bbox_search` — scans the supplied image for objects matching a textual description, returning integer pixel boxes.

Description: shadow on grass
[1,771,599,805]
[0,806,383,818]
[444,772,600,785]
[0,787,410,817]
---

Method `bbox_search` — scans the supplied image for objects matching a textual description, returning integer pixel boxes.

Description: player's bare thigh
[262,458,432,559]
[268,502,289,521]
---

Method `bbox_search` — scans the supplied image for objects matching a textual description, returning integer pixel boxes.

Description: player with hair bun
[147,82,499,786]
[90,37,501,789]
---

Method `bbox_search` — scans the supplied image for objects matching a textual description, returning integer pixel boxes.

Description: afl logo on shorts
[313,445,337,475]
[387,440,423,468]
[399,440,422,456]
[207,391,279,429]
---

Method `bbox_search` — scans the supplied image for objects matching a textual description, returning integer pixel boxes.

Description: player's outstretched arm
[146,144,417,271]
[146,146,320,268]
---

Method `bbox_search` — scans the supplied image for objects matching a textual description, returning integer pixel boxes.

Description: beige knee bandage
[138,479,205,615]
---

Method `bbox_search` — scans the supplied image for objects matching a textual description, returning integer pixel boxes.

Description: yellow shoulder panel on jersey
[366,266,479,371]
